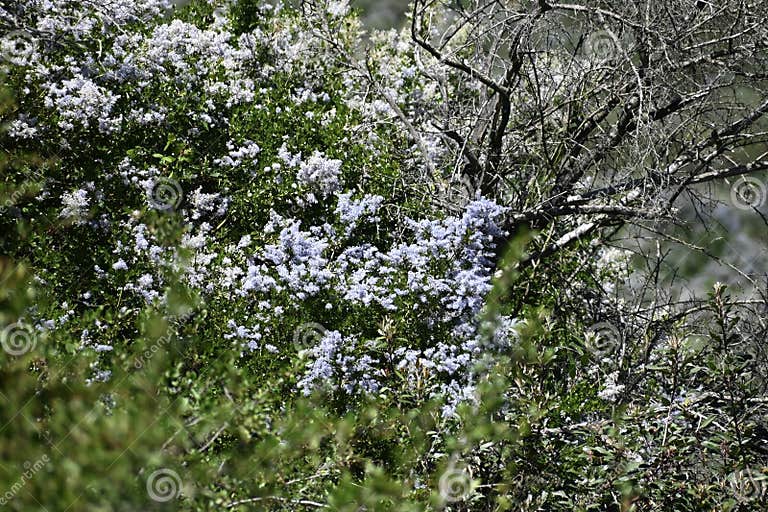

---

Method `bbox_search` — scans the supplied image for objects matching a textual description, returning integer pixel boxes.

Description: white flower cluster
[296,151,343,197]
[215,140,261,169]
[45,76,121,133]
[59,189,90,224]
[597,371,625,402]
[205,196,510,407]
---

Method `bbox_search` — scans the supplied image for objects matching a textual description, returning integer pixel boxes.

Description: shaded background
[352,0,409,29]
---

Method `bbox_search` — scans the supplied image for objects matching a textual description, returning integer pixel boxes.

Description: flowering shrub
[2,0,518,410]
[1,0,766,511]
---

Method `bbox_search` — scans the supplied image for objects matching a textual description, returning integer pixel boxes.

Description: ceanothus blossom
[296,151,343,196]
[598,371,625,402]
[298,330,381,395]
[224,320,263,351]
[335,193,384,235]
[187,188,229,221]
[214,140,261,169]
[213,195,510,407]
[45,76,121,133]
[8,115,38,139]
[261,219,334,299]
[59,189,90,223]
[326,0,350,18]
[140,20,236,80]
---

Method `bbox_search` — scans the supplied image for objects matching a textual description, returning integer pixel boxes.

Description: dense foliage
[0,0,766,510]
